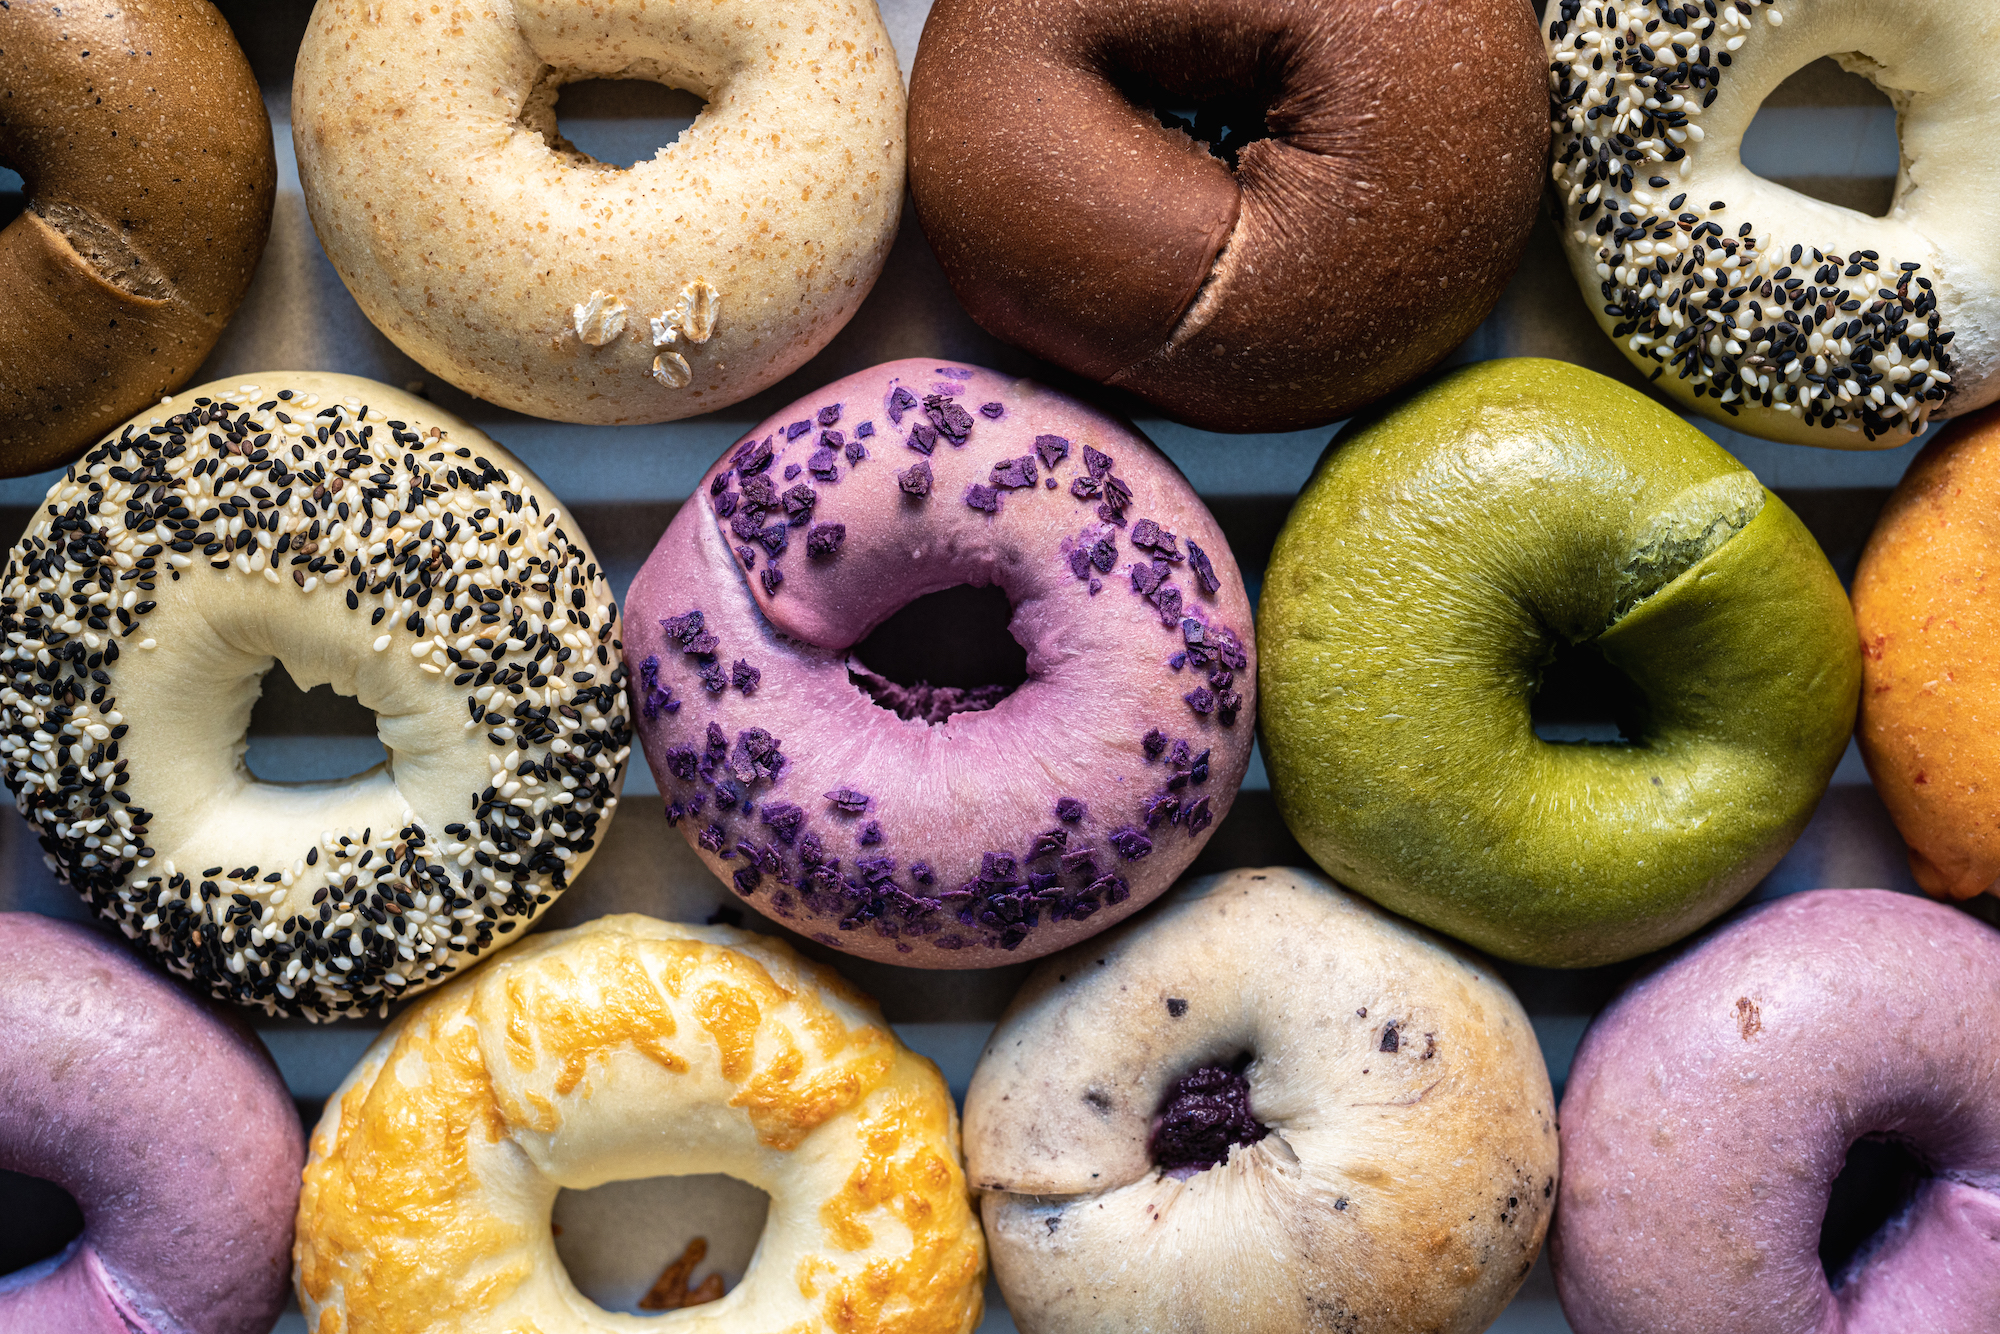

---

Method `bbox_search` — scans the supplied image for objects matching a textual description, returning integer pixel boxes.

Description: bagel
[0,912,303,1334]
[0,373,630,1019]
[1258,358,1859,967]
[908,0,1549,433]
[293,0,905,424]
[0,0,276,476]
[964,867,1558,1334]
[294,913,988,1334]
[1545,0,2000,446]
[1553,889,2000,1334]
[623,359,1257,968]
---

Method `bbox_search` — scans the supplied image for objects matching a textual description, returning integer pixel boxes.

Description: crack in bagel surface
[1548,0,1955,438]
[0,386,631,1019]
[648,368,1248,954]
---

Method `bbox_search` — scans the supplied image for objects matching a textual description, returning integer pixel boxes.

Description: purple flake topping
[1218,692,1243,727]
[732,437,775,475]
[711,470,733,495]
[806,523,846,559]
[799,831,825,866]
[808,447,839,480]
[907,422,938,455]
[1102,474,1132,514]
[638,655,680,721]
[899,460,933,497]
[663,610,709,650]
[1181,796,1213,836]
[826,788,871,813]
[1093,873,1131,905]
[665,745,699,781]
[1068,548,1091,580]
[1029,829,1068,860]
[740,474,778,511]
[887,386,918,424]
[964,484,1000,515]
[1143,729,1168,759]
[1152,585,1183,624]
[991,456,1038,489]
[713,490,740,519]
[1131,561,1168,597]
[730,728,785,784]
[981,402,1006,418]
[734,865,762,895]
[1084,445,1114,479]
[785,420,813,441]
[856,420,875,439]
[1055,796,1086,823]
[1097,503,1126,528]
[699,660,729,694]
[1184,686,1217,715]
[1090,537,1117,573]
[782,484,818,523]
[762,802,804,845]
[730,509,763,543]
[820,428,845,454]
[735,545,757,570]
[1187,540,1220,594]
[924,395,974,444]
[756,524,789,558]
[818,404,843,426]
[1212,627,1248,671]
[732,659,760,694]
[939,366,974,380]
[1070,475,1101,501]
[699,823,726,853]
[760,567,783,596]
[1168,651,1186,670]
[1131,519,1182,560]
[1143,792,1180,828]
[1046,478,1058,489]
[911,861,934,884]
[783,463,802,481]
[858,821,883,847]
[844,437,868,465]
[1109,827,1154,860]
[1034,434,1071,469]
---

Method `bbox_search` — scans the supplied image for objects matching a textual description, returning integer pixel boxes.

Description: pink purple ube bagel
[624,359,1255,966]
[1553,889,2000,1334]
[0,913,303,1334]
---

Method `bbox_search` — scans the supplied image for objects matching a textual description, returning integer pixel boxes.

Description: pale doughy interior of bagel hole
[846,584,1030,724]
[1741,57,1901,218]
[551,1174,769,1315]
[1819,1135,1931,1287]
[527,75,708,170]
[1530,636,1648,746]
[0,1169,83,1286]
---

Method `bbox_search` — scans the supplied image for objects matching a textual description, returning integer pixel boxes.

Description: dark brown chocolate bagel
[0,1,274,477]
[908,0,1549,433]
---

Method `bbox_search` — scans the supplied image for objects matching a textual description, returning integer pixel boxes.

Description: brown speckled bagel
[0,1,275,478]
[907,0,1549,433]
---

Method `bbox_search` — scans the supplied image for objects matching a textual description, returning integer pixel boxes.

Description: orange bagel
[1855,404,2000,897]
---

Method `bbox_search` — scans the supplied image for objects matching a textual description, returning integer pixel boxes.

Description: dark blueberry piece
[1189,749,1210,785]
[762,802,804,844]
[783,484,818,523]
[1187,540,1220,595]
[991,456,1038,489]
[964,484,1001,515]
[825,788,871,813]
[712,490,740,519]
[1143,729,1167,759]
[808,447,839,480]
[981,402,1006,419]
[888,385,918,424]
[1089,576,1103,595]
[1167,998,1189,1018]
[1034,434,1071,468]
[1168,652,1186,671]
[899,460,933,498]
[761,567,784,596]
[1084,445,1113,479]
[740,474,778,511]
[807,523,846,559]
[733,659,760,694]
[1055,796,1086,823]
[1029,829,1068,860]
[734,865,762,894]
[856,420,875,439]
[858,821,883,847]
[732,437,775,475]
[1070,475,1102,501]
[785,420,813,441]
[1182,617,1206,648]
[818,404,843,426]
[1213,628,1248,671]
[907,423,938,455]
[980,851,1019,884]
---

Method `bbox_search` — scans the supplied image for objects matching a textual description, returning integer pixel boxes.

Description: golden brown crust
[294,915,985,1334]
[0,1,275,477]
[1854,404,2000,898]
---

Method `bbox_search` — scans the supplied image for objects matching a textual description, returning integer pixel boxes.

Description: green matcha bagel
[1258,359,1859,968]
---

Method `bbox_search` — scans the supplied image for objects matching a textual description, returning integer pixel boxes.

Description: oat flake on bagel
[0,375,630,1019]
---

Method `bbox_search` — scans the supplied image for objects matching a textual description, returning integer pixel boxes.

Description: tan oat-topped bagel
[294,913,987,1334]
[292,0,906,425]
[0,0,275,476]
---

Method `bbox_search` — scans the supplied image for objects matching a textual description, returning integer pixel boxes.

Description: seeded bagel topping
[0,385,630,1019]
[1548,0,1955,438]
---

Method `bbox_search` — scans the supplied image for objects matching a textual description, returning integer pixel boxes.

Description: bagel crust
[293,0,906,425]
[294,914,988,1334]
[0,1,276,476]
[1546,0,2000,447]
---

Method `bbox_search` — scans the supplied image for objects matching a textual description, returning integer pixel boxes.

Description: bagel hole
[1130,83,1273,168]
[0,167,23,230]
[0,1169,84,1281]
[1742,58,1900,217]
[244,662,390,784]
[847,584,1028,724]
[549,79,707,169]
[551,1175,768,1315]
[1530,637,1648,745]
[1820,1135,1931,1287]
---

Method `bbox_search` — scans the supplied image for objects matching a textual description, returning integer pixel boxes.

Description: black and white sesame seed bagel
[1547,0,2000,446]
[0,373,631,1019]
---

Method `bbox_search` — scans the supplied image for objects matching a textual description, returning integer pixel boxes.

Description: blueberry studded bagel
[0,374,630,1018]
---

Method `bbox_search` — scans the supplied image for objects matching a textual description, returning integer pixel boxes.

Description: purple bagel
[1553,889,2000,1334]
[623,358,1256,967]
[0,914,303,1334]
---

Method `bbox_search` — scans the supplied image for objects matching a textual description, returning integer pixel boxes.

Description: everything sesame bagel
[294,913,988,1334]
[0,374,630,1020]
[1546,0,2000,446]
[292,0,905,425]
[0,1,275,477]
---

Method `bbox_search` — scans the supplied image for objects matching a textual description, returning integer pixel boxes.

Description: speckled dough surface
[0,912,303,1334]
[1546,0,2000,447]
[0,0,275,476]
[1553,890,2000,1334]
[0,374,630,1019]
[294,913,987,1334]
[293,0,905,424]
[965,867,1558,1334]
[624,360,1257,969]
